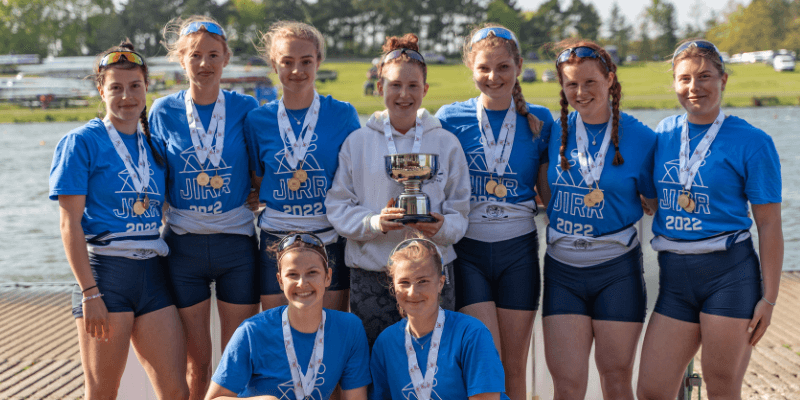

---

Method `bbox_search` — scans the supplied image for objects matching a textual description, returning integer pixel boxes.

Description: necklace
[689,126,710,141]
[412,333,433,350]
[587,123,607,146]
[285,108,306,125]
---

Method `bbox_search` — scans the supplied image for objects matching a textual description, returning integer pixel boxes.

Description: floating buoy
[39,140,45,146]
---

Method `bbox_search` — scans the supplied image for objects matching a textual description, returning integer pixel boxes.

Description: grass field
[2,61,799,123]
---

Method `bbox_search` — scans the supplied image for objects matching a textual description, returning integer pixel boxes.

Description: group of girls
[48,12,782,400]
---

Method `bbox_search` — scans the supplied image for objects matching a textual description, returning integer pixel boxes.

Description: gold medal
[288,177,302,191]
[588,189,603,204]
[494,183,508,198]
[142,194,150,210]
[485,179,498,195]
[678,192,691,211]
[684,198,696,213]
[133,200,146,215]
[197,172,210,186]
[293,168,308,183]
[583,193,596,207]
[210,174,224,189]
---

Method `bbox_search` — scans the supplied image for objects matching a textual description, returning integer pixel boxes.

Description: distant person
[435,24,553,400]
[149,16,260,399]
[205,232,371,400]
[49,40,188,399]
[370,236,508,400]
[325,33,470,347]
[637,39,783,399]
[245,21,359,313]
[542,40,656,399]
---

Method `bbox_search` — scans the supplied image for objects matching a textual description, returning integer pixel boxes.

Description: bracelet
[762,297,776,306]
[82,293,104,303]
[81,285,97,293]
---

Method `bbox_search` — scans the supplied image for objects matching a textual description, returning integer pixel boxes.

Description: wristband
[81,285,97,293]
[82,293,104,303]
[762,297,776,306]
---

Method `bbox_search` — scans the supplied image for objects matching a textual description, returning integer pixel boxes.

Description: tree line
[0,0,798,61]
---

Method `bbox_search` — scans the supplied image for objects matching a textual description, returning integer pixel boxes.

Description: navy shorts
[654,238,761,324]
[453,231,540,311]
[163,228,259,308]
[72,254,174,318]
[543,245,646,322]
[259,232,350,295]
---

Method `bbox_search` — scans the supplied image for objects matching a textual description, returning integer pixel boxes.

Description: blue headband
[470,27,520,50]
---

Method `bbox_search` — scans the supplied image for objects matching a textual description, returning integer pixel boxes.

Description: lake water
[1,107,798,282]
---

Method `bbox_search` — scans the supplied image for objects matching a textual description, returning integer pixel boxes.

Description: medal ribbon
[103,118,150,194]
[282,308,326,400]
[185,89,226,167]
[575,112,613,187]
[277,91,321,170]
[679,110,725,191]
[405,307,445,400]
[383,116,423,154]
[476,99,516,177]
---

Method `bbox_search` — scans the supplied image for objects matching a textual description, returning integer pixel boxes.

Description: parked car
[773,55,795,72]
[720,52,731,64]
[625,54,639,63]
[541,69,557,83]
[526,51,540,61]
[522,68,537,83]
[316,69,338,82]
[423,53,447,64]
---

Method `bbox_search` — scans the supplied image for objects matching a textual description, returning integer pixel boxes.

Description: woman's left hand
[245,189,263,212]
[748,298,774,346]
[407,212,444,238]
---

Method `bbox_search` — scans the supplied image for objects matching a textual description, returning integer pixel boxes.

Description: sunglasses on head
[389,238,444,273]
[382,48,426,66]
[470,27,520,50]
[180,21,227,40]
[278,233,328,264]
[556,47,609,72]
[98,51,145,72]
[672,40,724,68]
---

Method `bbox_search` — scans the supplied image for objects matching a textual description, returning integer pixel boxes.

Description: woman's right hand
[379,198,406,232]
[82,288,111,341]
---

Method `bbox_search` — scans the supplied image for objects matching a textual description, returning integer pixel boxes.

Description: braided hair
[554,39,623,171]
[93,40,164,166]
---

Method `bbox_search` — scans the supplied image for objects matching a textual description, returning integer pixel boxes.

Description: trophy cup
[384,153,440,223]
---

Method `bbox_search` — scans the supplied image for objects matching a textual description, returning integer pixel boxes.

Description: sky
[516,0,750,34]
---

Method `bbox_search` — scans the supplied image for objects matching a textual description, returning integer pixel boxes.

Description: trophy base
[394,214,437,224]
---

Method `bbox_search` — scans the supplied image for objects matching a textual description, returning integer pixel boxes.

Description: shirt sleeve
[243,111,263,177]
[636,123,658,199]
[339,316,372,390]
[744,137,782,204]
[147,103,169,162]
[431,135,470,247]
[460,321,506,397]
[211,323,254,395]
[49,132,91,200]
[368,337,392,400]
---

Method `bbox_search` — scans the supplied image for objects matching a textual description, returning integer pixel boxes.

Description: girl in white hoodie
[325,33,471,346]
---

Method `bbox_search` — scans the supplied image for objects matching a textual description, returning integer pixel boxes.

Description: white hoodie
[325,109,471,272]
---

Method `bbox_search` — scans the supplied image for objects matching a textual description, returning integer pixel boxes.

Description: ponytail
[140,106,164,166]
[512,79,543,138]
[609,80,624,166]
[558,89,571,171]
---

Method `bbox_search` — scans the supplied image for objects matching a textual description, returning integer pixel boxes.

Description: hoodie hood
[366,108,441,135]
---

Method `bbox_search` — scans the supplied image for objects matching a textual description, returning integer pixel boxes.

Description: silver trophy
[384,153,440,224]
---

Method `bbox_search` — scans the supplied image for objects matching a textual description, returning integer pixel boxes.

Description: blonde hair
[162,15,231,63]
[463,23,542,137]
[258,21,326,69]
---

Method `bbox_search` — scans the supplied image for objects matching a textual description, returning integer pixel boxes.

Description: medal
[679,191,694,212]
[133,195,146,215]
[677,111,725,209]
[685,198,696,213]
[583,188,603,207]
[288,178,301,191]
[197,172,210,186]
[142,194,150,210]
[282,308,326,400]
[293,168,308,183]
[573,112,612,203]
[485,179,498,195]
[494,183,508,198]
[405,308,445,400]
[210,174,224,189]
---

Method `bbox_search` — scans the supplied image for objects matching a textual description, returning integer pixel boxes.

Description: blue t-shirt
[49,119,166,236]
[370,310,509,400]
[546,112,657,236]
[436,97,553,205]
[244,94,360,216]
[652,114,782,240]
[149,90,258,214]
[212,306,371,399]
